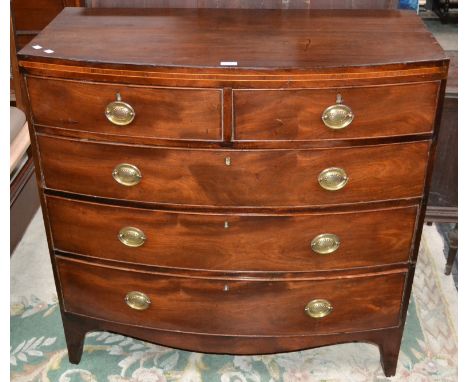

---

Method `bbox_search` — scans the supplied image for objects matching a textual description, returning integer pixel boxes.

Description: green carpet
[11,212,457,381]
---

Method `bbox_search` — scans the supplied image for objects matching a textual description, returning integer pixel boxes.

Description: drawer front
[48,196,417,271]
[234,82,439,141]
[57,257,406,335]
[27,77,222,141]
[38,135,430,207]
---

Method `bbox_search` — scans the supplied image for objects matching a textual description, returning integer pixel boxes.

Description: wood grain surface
[62,310,404,377]
[47,196,418,272]
[18,8,446,70]
[57,256,406,336]
[234,82,439,141]
[86,0,399,9]
[17,7,449,376]
[27,76,223,141]
[37,135,430,207]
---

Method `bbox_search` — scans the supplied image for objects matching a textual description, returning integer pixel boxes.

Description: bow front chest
[18,8,448,377]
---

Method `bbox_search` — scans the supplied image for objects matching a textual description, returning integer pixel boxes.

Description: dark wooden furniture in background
[10,8,40,254]
[425,49,457,274]
[11,0,85,49]
[426,98,457,219]
[18,8,447,377]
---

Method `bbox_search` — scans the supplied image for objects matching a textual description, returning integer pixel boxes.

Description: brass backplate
[112,163,142,186]
[317,167,348,191]
[322,104,354,130]
[311,233,340,255]
[105,100,135,126]
[305,299,333,319]
[125,291,151,311]
[118,226,146,247]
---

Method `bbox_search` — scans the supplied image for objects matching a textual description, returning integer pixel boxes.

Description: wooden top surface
[18,8,446,71]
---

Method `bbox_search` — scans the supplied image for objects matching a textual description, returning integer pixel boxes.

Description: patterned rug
[11,211,458,382]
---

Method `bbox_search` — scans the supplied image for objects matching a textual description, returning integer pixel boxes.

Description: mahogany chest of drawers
[18,8,448,377]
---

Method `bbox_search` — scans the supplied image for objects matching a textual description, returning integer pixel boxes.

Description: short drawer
[57,257,406,336]
[27,76,222,141]
[48,196,417,271]
[38,135,429,207]
[234,82,439,141]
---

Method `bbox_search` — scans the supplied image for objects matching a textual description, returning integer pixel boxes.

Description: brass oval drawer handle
[112,163,142,186]
[318,167,348,191]
[105,93,135,126]
[321,94,354,130]
[125,291,151,311]
[118,227,146,247]
[305,299,333,319]
[311,233,340,255]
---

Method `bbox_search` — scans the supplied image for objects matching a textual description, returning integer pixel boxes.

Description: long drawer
[47,196,417,272]
[234,82,439,141]
[37,135,430,207]
[27,76,223,141]
[57,257,406,336]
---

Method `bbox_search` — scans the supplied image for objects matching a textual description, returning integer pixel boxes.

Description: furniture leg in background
[445,224,458,275]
